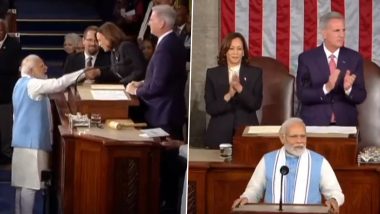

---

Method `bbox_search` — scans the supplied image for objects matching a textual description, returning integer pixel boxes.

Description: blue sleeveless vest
[263,149,323,204]
[12,77,52,151]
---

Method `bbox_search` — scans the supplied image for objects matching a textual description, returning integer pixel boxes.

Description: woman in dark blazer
[205,32,263,149]
[96,22,146,85]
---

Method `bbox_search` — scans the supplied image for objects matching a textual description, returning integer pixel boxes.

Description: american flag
[221,0,380,74]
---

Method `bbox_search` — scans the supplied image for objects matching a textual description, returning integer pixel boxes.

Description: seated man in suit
[63,25,118,83]
[232,118,344,214]
[296,11,366,126]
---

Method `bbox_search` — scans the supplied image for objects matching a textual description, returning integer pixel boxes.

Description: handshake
[83,67,101,80]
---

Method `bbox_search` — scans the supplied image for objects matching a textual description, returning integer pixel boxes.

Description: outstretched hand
[84,68,101,80]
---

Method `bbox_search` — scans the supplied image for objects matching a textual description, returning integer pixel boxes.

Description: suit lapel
[316,45,330,77]
[239,65,249,85]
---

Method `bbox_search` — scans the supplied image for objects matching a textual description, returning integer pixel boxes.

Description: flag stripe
[290,0,304,74]
[304,0,318,51]
[221,0,235,40]
[331,0,345,15]
[250,0,263,56]
[276,0,291,67]
[236,0,250,46]
[262,0,276,57]
[373,0,380,65]
[344,0,360,51]
[359,0,373,59]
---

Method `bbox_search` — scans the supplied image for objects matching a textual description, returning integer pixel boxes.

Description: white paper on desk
[247,126,280,134]
[91,90,129,100]
[91,84,125,90]
[140,128,169,138]
[306,126,357,134]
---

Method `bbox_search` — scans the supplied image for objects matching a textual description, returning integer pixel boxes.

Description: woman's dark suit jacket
[205,64,263,148]
[111,41,146,84]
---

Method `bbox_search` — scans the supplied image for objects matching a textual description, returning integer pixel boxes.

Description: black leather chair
[357,60,380,149]
[249,56,294,125]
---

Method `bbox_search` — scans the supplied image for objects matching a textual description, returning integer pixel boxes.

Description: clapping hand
[326,68,341,92]
[231,74,243,93]
[343,70,356,91]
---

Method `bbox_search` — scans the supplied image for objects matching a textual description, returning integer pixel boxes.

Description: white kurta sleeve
[320,159,345,206]
[27,69,84,100]
[240,157,267,202]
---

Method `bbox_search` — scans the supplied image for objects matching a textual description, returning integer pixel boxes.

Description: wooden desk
[67,85,139,120]
[50,92,161,214]
[189,149,380,214]
[233,128,357,167]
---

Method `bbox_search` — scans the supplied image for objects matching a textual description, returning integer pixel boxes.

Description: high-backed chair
[249,56,294,125]
[357,60,380,149]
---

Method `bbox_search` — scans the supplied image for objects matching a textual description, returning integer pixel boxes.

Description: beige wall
[189,0,220,147]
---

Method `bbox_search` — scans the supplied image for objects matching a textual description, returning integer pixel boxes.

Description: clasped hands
[125,80,144,95]
[83,67,101,80]
[224,74,243,102]
[231,197,339,213]
[326,69,356,92]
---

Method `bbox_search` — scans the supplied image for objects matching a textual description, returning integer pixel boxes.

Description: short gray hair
[64,33,82,45]
[319,11,344,30]
[152,4,176,29]
[279,117,306,136]
[20,54,41,75]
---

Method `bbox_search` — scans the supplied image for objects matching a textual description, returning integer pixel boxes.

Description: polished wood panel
[233,128,358,167]
[51,93,162,214]
[189,160,380,214]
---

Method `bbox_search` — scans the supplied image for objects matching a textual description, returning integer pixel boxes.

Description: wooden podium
[233,127,358,167]
[50,87,162,214]
[232,204,329,214]
[67,84,139,119]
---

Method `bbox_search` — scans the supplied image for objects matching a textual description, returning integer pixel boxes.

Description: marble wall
[189,0,220,147]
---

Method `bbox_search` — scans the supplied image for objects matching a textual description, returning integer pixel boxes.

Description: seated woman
[204,32,263,149]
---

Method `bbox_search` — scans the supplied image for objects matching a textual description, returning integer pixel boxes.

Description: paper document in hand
[91,84,125,90]
[140,128,169,138]
[91,90,130,100]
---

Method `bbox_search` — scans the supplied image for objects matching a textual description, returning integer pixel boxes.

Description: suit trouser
[0,104,13,157]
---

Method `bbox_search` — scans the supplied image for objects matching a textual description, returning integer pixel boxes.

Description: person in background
[11,54,98,214]
[204,32,263,149]
[232,117,344,214]
[0,19,21,164]
[141,37,155,63]
[113,0,145,40]
[63,33,82,55]
[63,25,117,83]
[96,22,146,85]
[296,11,366,126]
[126,5,187,213]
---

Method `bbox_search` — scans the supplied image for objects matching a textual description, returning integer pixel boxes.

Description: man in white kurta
[232,118,344,214]
[11,54,97,214]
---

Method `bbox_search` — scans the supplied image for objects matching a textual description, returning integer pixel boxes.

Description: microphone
[279,165,289,211]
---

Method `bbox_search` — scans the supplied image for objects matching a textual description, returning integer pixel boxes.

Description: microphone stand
[279,165,289,211]
[279,174,284,211]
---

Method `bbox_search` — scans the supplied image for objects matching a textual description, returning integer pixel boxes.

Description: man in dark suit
[0,19,21,164]
[63,25,118,83]
[296,11,366,126]
[126,5,186,214]
[126,4,187,139]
